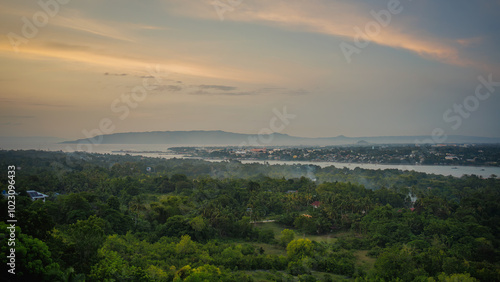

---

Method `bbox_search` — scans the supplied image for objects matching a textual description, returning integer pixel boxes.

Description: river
[1,143,498,178]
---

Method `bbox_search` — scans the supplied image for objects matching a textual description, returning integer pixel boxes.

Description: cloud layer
[0,0,499,138]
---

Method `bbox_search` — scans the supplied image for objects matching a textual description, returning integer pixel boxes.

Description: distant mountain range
[60,130,500,146]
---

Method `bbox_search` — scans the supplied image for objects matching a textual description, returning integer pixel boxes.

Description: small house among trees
[26,190,49,202]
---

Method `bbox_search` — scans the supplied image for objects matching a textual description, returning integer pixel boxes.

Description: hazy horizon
[1,1,500,140]
[3,130,500,141]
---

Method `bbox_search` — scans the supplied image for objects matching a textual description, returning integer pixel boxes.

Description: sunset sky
[1,0,499,140]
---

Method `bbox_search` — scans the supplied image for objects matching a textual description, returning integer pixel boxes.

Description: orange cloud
[0,38,281,85]
[169,0,493,71]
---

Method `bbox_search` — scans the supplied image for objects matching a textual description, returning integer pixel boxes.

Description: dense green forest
[1,150,499,281]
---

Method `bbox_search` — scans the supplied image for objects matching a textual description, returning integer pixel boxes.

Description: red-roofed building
[311,201,321,208]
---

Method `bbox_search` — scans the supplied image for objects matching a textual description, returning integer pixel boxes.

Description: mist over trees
[1,150,499,281]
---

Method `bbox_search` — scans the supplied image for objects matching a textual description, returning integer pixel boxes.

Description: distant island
[61,130,500,146]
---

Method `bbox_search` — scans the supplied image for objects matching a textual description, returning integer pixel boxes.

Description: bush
[298,274,317,282]
[257,229,275,243]
[288,260,310,276]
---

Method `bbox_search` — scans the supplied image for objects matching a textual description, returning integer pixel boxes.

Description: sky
[1,0,500,140]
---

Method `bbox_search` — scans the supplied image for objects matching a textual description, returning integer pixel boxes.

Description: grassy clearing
[253,221,284,235]
[244,270,352,282]
[300,232,339,244]
[243,270,286,282]
[254,221,351,244]
[354,250,376,270]
[252,242,287,256]
[245,223,363,281]
[229,236,287,256]
[311,271,352,281]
